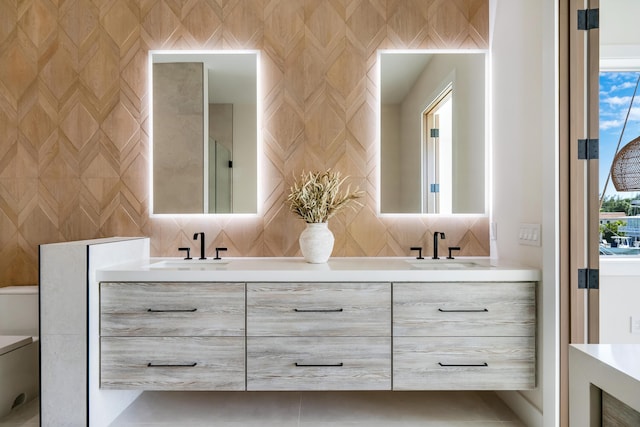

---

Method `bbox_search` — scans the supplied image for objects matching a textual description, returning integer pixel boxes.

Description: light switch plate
[519,223,541,246]
[631,316,640,334]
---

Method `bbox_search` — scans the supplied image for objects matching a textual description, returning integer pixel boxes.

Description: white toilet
[0,285,39,419]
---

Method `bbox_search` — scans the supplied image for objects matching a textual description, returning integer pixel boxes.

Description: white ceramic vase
[299,222,335,263]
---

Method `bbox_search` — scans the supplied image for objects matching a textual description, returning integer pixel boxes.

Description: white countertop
[96,257,541,283]
[571,344,640,384]
[569,344,640,426]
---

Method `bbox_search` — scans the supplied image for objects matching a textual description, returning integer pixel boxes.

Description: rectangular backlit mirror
[379,51,487,215]
[151,51,258,214]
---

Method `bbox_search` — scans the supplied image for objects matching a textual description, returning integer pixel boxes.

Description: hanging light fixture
[612,135,640,191]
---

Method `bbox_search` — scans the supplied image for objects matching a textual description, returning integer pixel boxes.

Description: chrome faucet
[193,232,206,260]
[432,232,445,259]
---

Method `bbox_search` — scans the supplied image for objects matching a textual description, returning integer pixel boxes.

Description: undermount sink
[149,259,229,270]
[405,260,480,270]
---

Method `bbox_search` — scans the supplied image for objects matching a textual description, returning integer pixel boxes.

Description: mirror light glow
[148,50,262,217]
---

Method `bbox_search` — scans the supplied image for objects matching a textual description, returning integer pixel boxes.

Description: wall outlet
[519,223,541,246]
[631,316,640,334]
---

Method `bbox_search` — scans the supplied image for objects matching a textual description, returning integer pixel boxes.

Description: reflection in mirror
[151,51,258,214]
[379,51,487,214]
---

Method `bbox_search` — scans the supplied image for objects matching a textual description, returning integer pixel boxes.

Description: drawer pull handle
[438,362,488,367]
[293,308,343,313]
[437,308,488,313]
[147,362,198,367]
[147,308,198,313]
[295,362,344,367]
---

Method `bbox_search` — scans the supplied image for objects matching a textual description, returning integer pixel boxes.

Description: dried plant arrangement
[287,170,363,223]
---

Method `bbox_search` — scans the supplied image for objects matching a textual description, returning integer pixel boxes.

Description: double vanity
[39,238,540,426]
[100,257,537,392]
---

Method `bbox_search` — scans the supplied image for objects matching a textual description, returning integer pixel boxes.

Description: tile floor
[113,391,525,426]
[0,392,526,426]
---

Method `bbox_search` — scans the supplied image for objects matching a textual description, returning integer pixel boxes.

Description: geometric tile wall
[0,0,488,286]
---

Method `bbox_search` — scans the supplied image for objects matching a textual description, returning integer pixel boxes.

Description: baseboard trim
[496,391,543,427]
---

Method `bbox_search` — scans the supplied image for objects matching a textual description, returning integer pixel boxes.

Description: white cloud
[601,119,623,130]
[600,106,640,130]
[610,81,637,92]
[602,95,633,107]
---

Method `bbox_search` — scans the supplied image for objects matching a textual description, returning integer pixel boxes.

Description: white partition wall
[39,237,149,426]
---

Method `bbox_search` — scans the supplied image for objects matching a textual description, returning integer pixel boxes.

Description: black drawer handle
[295,362,344,367]
[438,362,488,367]
[438,308,488,313]
[147,362,197,367]
[293,308,343,313]
[147,308,198,313]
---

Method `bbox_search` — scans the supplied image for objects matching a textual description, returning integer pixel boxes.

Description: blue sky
[599,72,640,199]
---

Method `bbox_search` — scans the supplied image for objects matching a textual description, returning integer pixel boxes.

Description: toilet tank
[0,286,39,336]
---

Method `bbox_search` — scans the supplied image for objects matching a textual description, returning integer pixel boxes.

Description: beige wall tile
[0,0,489,285]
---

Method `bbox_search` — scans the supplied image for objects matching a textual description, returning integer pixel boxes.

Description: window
[599,71,640,255]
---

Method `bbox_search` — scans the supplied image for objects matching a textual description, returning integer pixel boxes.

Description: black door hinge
[430,128,439,138]
[578,138,599,160]
[578,9,599,30]
[578,268,599,290]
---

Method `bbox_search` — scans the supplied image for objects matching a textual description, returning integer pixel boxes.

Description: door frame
[560,0,600,425]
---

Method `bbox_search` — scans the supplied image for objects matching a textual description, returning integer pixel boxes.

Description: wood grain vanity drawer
[247,282,390,336]
[247,337,391,390]
[393,336,535,390]
[100,282,245,336]
[100,336,245,390]
[393,282,535,337]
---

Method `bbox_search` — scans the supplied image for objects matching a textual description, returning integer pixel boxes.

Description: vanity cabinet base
[100,337,245,390]
[247,337,391,391]
[98,280,535,393]
[393,336,535,390]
